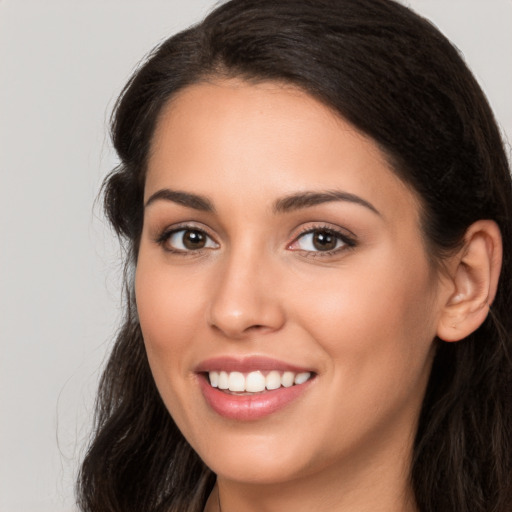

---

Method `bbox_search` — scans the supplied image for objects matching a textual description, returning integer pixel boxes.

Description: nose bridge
[207,238,284,338]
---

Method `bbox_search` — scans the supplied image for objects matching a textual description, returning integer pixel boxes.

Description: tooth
[212,369,312,392]
[228,371,245,392]
[294,372,311,385]
[282,371,294,388]
[209,371,219,388]
[218,371,229,389]
[266,370,281,390]
[246,371,266,392]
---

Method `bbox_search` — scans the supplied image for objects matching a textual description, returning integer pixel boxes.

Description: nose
[207,248,286,339]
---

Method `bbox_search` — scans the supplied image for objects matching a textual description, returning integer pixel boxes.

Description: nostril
[245,324,267,333]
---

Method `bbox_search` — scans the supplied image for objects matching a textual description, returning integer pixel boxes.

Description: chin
[186,424,325,485]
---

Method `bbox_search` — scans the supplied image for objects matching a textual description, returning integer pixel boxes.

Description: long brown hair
[77,1,512,510]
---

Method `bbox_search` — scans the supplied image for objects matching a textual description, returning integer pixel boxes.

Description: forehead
[146,79,421,224]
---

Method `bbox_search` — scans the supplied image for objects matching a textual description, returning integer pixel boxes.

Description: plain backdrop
[0,1,510,511]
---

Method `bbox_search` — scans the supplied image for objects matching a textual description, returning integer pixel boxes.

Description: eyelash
[288,224,357,257]
[155,224,218,255]
[155,223,357,257]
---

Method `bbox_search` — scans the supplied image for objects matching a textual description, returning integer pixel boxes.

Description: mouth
[195,356,316,421]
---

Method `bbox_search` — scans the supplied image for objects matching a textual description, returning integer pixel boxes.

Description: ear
[437,220,502,342]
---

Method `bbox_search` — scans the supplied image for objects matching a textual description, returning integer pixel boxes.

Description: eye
[288,227,355,253]
[159,228,219,252]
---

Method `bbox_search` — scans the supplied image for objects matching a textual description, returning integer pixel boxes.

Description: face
[136,80,445,486]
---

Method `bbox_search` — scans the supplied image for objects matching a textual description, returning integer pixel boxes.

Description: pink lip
[195,356,315,421]
[195,355,312,374]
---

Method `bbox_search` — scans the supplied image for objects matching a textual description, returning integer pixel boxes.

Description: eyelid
[287,224,357,255]
[155,222,219,253]
[152,221,356,257]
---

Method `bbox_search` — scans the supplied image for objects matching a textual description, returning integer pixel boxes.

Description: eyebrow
[273,190,380,215]
[145,189,215,212]
[144,188,380,216]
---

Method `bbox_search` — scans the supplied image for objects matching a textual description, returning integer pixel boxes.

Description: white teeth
[208,370,312,392]
[265,370,281,390]
[218,371,229,390]
[228,371,245,392]
[246,371,266,392]
[209,371,219,388]
[294,372,311,385]
[282,371,295,388]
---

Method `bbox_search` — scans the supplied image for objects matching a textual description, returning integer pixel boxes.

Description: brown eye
[312,231,337,251]
[183,230,206,249]
[163,228,219,252]
[289,227,354,254]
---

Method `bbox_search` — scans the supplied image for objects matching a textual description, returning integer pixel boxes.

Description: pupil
[183,230,206,249]
[313,231,336,251]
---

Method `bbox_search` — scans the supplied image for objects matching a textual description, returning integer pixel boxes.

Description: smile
[196,356,316,420]
[208,370,312,393]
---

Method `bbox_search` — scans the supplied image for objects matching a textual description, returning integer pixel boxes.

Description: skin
[136,80,456,512]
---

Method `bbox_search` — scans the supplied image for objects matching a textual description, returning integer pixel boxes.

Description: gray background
[1,1,510,510]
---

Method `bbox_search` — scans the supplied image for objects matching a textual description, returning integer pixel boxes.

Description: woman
[77,0,512,511]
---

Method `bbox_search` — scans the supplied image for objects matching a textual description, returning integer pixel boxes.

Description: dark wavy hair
[77,1,512,511]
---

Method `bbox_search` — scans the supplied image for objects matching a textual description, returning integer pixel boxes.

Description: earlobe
[436,220,502,342]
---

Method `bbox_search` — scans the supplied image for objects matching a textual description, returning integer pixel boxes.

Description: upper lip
[195,355,313,374]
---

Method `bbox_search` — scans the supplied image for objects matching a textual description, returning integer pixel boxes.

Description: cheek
[134,259,205,394]
[295,250,438,401]
[135,259,204,348]
[298,251,434,332]
[134,258,214,435]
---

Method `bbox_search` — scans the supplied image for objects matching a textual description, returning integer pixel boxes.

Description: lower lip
[198,375,314,421]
